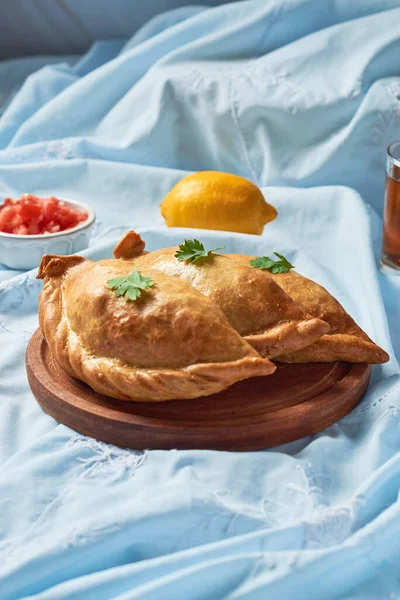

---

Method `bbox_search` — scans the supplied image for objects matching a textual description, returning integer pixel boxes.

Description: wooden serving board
[26,329,371,451]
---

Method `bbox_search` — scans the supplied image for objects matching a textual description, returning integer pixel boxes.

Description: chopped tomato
[16,225,29,235]
[20,201,43,221]
[0,205,23,231]
[76,212,87,223]
[43,221,61,233]
[0,194,88,235]
[27,221,40,235]
[3,197,18,207]
[54,203,77,229]
[42,196,58,225]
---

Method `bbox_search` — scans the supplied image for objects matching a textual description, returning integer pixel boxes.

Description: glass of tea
[382,142,400,273]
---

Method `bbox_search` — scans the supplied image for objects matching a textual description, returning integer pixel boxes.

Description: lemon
[160,171,277,235]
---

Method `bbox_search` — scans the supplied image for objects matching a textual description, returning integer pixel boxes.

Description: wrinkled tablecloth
[1,1,400,598]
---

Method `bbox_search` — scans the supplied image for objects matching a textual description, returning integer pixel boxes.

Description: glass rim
[387,141,400,168]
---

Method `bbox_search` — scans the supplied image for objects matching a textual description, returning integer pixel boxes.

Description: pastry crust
[116,232,329,359]
[231,254,389,364]
[37,255,275,402]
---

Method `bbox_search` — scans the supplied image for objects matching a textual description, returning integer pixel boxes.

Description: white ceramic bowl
[0,198,96,271]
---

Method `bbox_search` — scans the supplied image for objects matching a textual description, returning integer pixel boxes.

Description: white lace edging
[66,434,147,473]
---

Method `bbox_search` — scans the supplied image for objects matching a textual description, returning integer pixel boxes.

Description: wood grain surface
[26,329,371,451]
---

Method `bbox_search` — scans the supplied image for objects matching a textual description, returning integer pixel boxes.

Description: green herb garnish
[107,269,155,301]
[175,239,225,263]
[250,253,294,274]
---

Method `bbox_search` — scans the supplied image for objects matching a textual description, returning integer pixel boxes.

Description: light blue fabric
[0,56,80,117]
[1,1,400,598]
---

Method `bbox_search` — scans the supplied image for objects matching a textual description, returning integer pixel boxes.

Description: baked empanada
[231,254,389,364]
[114,231,329,358]
[37,254,275,402]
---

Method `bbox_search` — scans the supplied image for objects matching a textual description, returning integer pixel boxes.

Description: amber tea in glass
[382,142,400,273]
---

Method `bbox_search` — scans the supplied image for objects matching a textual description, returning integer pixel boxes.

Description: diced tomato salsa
[0,194,88,235]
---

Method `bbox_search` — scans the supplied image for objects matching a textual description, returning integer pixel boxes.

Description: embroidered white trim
[66,434,147,472]
[263,462,363,550]
[386,81,400,110]
[44,139,74,160]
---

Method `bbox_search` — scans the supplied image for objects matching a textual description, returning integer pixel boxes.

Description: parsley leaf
[107,269,155,301]
[175,239,225,263]
[250,252,294,274]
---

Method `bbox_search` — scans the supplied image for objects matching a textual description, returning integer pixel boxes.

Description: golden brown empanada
[230,254,389,364]
[114,231,330,358]
[37,254,275,402]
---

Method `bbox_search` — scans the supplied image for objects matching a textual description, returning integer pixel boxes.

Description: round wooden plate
[26,329,371,451]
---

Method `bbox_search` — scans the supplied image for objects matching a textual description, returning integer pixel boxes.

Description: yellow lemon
[160,171,277,235]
